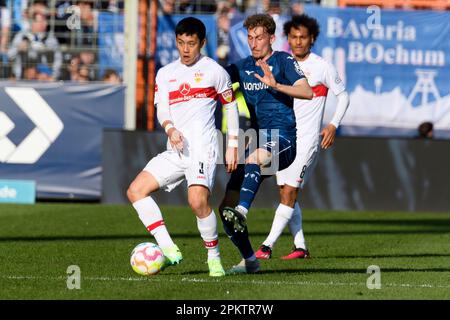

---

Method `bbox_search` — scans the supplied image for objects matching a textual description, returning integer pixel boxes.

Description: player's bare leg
[188,185,225,276]
[127,171,182,267]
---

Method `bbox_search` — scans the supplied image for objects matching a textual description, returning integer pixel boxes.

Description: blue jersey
[226,51,305,138]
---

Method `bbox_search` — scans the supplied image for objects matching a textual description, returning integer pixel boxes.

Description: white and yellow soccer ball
[130,242,165,275]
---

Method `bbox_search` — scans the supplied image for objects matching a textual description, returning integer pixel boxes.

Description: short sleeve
[324,62,346,96]
[215,66,235,105]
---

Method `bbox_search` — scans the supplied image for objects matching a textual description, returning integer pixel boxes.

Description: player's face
[176,33,205,66]
[247,26,275,60]
[287,26,313,61]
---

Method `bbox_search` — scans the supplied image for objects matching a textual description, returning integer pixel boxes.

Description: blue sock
[238,164,261,211]
[220,213,254,259]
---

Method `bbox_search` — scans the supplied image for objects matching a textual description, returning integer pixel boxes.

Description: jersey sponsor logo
[312,84,329,97]
[169,86,218,105]
[243,82,269,91]
[179,83,191,96]
[220,89,234,103]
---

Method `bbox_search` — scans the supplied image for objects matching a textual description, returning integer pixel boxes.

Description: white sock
[263,203,294,248]
[196,210,220,260]
[132,196,175,248]
[288,202,306,249]
[236,205,248,216]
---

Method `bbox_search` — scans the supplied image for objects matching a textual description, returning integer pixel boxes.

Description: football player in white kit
[127,17,239,276]
[255,14,350,260]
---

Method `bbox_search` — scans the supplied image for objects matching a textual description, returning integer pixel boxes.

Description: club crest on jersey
[179,83,191,95]
[222,89,233,103]
[194,72,204,83]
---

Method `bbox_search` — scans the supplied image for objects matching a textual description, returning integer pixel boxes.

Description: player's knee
[127,184,147,203]
[280,185,298,207]
[188,195,208,217]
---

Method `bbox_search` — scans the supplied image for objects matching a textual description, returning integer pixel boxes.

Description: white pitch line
[2,275,450,290]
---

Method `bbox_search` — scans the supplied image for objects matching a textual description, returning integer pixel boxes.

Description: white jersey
[295,52,346,141]
[155,55,234,154]
[276,53,347,189]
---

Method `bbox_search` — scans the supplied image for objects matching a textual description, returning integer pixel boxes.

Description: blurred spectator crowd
[0,0,123,82]
[0,0,324,82]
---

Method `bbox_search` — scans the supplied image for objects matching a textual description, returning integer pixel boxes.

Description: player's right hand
[167,127,184,153]
[225,147,238,173]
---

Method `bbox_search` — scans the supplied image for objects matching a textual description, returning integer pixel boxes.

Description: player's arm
[321,91,349,149]
[321,63,350,149]
[218,68,239,173]
[155,73,184,152]
[254,59,313,100]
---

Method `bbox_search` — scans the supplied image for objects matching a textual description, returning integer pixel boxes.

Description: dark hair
[102,69,119,80]
[283,14,320,43]
[175,17,206,42]
[244,14,276,35]
[418,122,434,138]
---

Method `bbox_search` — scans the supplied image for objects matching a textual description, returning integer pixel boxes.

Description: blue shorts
[226,130,296,191]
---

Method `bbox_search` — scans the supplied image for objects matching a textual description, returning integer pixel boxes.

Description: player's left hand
[225,147,238,173]
[320,124,337,149]
[254,60,277,89]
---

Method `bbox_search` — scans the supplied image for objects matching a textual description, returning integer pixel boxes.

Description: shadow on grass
[257,267,450,275]
[1,227,450,242]
[326,253,450,259]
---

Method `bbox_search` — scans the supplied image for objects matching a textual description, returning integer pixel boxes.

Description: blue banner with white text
[0,82,125,199]
[228,6,450,138]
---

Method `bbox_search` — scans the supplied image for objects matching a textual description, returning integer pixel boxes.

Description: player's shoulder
[157,59,179,77]
[310,53,334,69]
[200,56,227,72]
[232,56,253,69]
[274,51,296,63]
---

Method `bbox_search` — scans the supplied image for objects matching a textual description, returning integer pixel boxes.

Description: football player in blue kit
[219,14,313,274]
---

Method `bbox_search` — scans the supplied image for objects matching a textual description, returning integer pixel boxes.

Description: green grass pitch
[0,203,449,299]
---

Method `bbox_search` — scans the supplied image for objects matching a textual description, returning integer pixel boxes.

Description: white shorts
[276,137,320,189]
[143,145,217,192]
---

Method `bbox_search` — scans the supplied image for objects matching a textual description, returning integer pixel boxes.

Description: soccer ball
[130,242,165,276]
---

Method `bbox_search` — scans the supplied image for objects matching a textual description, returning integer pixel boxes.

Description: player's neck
[258,50,274,63]
[183,53,202,67]
[295,50,311,62]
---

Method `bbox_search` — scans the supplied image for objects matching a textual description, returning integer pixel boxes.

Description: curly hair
[244,14,276,35]
[283,14,320,43]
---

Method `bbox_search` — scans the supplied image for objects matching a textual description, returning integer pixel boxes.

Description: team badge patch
[221,89,233,103]
[194,72,204,83]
